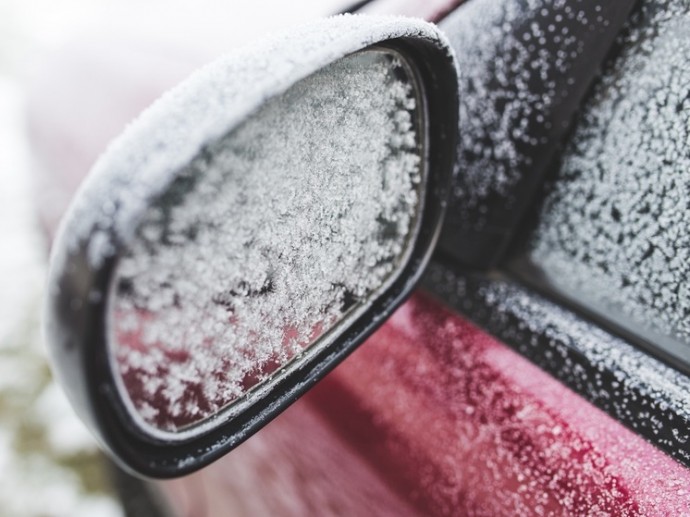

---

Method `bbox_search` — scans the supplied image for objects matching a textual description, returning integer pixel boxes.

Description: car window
[514,0,690,371]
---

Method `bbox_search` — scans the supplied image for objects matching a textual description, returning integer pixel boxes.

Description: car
[31,0,690,515]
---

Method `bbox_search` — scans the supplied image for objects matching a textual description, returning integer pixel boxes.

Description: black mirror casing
[44,15,459,478]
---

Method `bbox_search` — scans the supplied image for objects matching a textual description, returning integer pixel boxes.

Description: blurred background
[0,0,351,514]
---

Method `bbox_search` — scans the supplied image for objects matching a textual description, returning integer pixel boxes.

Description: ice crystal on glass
[109,51,423,432]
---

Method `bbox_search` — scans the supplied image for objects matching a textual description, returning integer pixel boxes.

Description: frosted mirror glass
[107,48,427,435]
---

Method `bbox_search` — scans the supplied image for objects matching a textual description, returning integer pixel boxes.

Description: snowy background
[0,0,351,514]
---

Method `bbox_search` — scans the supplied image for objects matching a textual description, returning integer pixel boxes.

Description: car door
[29,0,690,515]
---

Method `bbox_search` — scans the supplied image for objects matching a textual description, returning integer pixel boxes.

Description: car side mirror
[44,15,458,478]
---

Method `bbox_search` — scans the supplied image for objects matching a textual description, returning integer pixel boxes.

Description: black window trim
[423,255,690,468]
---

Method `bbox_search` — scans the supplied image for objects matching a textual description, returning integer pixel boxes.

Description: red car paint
[160,294,690,516]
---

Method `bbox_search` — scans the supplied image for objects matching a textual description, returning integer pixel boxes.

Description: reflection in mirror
[108,48,426,435]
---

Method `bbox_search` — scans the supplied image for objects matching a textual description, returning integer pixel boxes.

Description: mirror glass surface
[108,48,426,435]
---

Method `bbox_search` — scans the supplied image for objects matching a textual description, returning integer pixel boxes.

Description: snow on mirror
[108,49,426,436]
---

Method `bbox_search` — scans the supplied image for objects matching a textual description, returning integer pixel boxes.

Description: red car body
[29,0,690,515]
[158,294,689,516]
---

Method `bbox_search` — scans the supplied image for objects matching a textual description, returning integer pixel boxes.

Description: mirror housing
[45,14,458,478]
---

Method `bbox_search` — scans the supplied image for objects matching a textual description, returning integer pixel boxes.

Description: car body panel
[160,293,690,516]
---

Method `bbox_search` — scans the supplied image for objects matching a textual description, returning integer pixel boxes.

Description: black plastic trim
[339,0,377,14]
[436,0,638,268]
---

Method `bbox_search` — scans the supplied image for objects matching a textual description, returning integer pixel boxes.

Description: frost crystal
[528,0,690,351]
[109,51,423,432]
[440,0,598,209]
